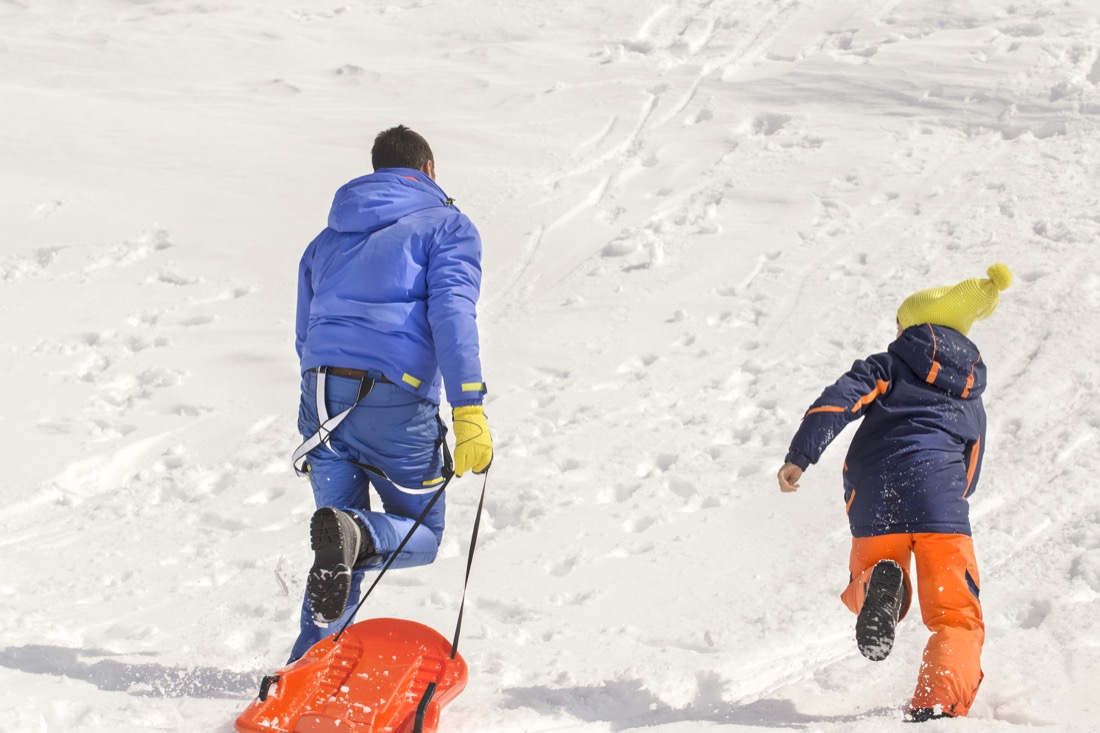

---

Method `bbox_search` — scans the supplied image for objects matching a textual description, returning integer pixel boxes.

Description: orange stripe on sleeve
[845,489,857,514]
[851,380,890,412]
[807,406,846,415]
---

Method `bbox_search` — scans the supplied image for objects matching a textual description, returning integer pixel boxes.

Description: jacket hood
[327,169,453,234]
[889,324,985,400]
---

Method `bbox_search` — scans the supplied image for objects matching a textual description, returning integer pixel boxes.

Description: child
[777,264,1012,722]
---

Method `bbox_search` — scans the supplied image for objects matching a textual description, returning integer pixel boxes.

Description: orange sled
[235,618,468,733]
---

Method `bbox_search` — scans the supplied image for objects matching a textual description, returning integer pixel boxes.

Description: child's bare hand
[777,463,803,493]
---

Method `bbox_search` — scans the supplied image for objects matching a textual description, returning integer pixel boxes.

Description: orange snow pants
[841,533,984,717]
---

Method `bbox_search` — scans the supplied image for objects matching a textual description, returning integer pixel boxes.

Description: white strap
[291,370,358,477]
[291,371,448,495]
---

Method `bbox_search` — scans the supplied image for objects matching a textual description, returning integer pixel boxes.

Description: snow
[2,0,1099,730]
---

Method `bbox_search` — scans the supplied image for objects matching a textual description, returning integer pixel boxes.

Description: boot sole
[856,560,904,661]
[307,508,359,624]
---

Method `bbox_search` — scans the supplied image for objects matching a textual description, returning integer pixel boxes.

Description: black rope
[309,377,488,659]
[333,467,453,643]
[450,470,488,659]
[331,466,490,659]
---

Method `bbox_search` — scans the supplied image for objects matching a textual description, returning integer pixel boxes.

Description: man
[289,125,493,662]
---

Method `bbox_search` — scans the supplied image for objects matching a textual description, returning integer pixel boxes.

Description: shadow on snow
[504,673,894,729]
[0,644,259,699]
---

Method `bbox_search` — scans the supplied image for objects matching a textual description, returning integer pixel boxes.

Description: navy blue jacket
[296,169,485,407]
[785,324,987,537]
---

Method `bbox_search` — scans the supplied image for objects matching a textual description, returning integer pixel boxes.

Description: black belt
[311,366,393,384]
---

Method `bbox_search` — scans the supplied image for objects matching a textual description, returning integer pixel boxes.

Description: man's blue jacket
[785,324,987,537]
[296,169,485,407]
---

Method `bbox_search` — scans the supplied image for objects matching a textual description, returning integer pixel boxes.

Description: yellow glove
[452,405,493,476]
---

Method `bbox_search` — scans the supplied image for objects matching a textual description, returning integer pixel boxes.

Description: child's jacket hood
[889,324,986,401]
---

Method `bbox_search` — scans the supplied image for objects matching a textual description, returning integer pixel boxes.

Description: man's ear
[422,159,436,180]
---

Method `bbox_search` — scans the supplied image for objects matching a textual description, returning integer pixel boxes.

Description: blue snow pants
[289,369,448,662]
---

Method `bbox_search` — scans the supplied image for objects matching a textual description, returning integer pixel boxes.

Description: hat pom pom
[987,263,1012,291]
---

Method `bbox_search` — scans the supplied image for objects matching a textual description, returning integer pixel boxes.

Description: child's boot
[905,707,955,723]
[856,559,906,661]
[307,507,373,623]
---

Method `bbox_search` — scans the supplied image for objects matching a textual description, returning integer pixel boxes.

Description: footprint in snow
[686,108,714,126]
[548,589,600,606]
[30,199,66,218]
[622,514,659,533]
[1016,599,1051,629]
[667,476,697,500]
[616,353,660,380]
[150,270,202,287]
[752,113,792,137]
[0,246,64,282]
[193,284,256,304]
[999,23,1044,38]
[179,314,217,327]
[673,333,697,348]
[244,486,287,506]
[546,552,582,577]
[83,228,173,273]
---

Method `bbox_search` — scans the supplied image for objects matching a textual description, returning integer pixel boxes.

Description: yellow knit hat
[897,263,1013,335]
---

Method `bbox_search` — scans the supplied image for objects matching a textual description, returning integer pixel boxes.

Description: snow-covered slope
[2,0,1099,730]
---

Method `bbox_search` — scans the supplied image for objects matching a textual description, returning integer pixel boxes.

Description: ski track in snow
[2,0,1100,730]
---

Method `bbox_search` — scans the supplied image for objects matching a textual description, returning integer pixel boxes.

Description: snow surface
[3,0,1100,731]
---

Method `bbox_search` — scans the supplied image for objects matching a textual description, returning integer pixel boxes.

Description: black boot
[856,559,906,661]
[906,707,955,722]
[306,507,373,624]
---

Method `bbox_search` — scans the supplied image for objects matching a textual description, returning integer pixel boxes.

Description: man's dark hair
[372,125,434,171]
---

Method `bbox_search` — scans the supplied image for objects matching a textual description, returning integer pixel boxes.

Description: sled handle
[413,682,437,733]
[258,674,280,702]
